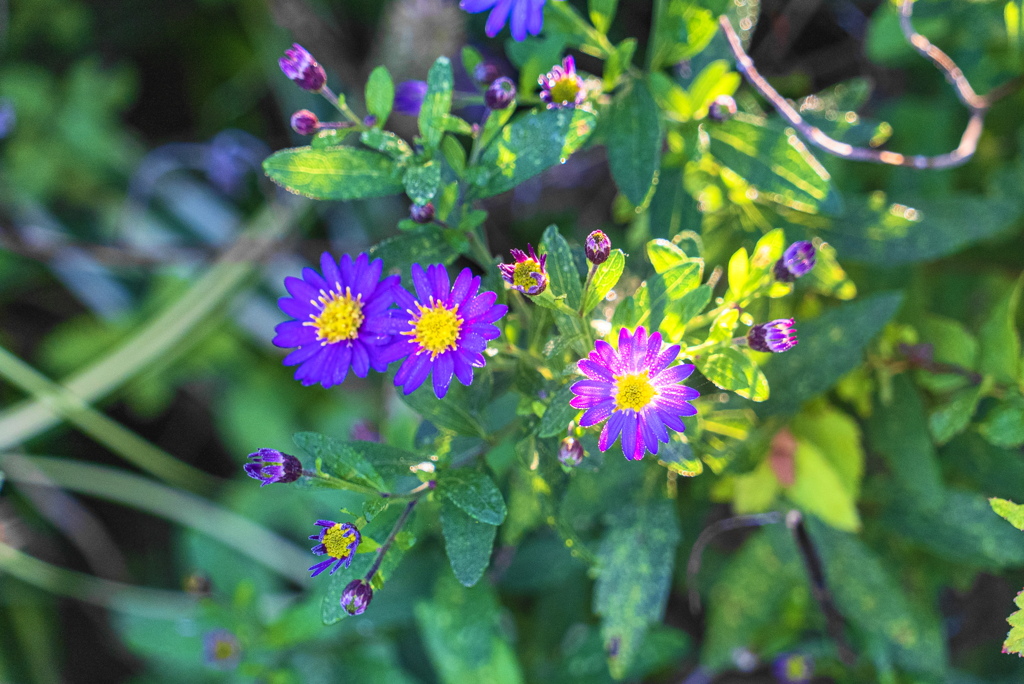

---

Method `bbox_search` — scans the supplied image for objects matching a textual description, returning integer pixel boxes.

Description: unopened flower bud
[585,230,611,265]
[279,44,327,92]
[774,241,816,282]
[290,109,320,135]
[410,203,435,224]
[244,448,302,486]
[473,62,500,86]
[747,319,798,353]
[558,436,584,467]
[707,95,737,122]
[485,77,517,110]
[394,80,428,116]
[340,579,373,615]
[363,114,378,128]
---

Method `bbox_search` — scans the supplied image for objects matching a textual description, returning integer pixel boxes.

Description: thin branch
[686,511,784,615]
[785,511,856,665]
[718,0,1021,169]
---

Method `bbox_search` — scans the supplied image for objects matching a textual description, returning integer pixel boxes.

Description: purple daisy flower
[274,253,400,389]
[244,448,302,486]
[539,56,586,109]
[747,319,798,353]
[772,653,813,684]
[308,520,361,577]
[380,264,508,399]
[570,327,699,461]
[498,244,548,295]
[774,241,816,281]
[460,0,559,42]
[202,629,241,670]
[279,44,327,92]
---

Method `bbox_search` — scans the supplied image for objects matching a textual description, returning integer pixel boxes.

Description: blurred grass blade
[1,454,310,584]
[0,200,304,450]
[0,345,218,492]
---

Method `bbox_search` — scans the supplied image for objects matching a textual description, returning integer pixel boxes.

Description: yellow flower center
[213,641,235,661]
[323,524,358,559]
[512,260,543,290]
[614,372,657,412]
[308,288,364,344]
[406,299,462,359]
[550,77,581,104]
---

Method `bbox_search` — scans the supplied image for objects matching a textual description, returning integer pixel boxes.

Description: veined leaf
[539,224,583,310]
[437,468,507,526]
[293,431,386,491]
[263,146,403,200]
[473,108,597,198]
[440,500,496,587]
[365,65,395,124]
[990,497,1024,531]
[582,248,625,314]
[606,77,661,207]
[419,57,454,151]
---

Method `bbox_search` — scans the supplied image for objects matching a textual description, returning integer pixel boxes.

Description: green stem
[365,499,417,581]
[0,201,305,449]
[0,346,218,492]
[0,454,311,584]
[321,86,366,128]
[0,541,195,618]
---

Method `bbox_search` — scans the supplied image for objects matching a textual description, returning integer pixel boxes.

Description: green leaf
[978,275,1023,383]
[606,78,661,207]
[990,497,1024,531]
[790,403,863,496]
[687,60,741,118]
[696,348,769,402]
[884,488,1024,569]
[640,260,702,331]
[917,314,978,369]
[437,468,507,525]
[928,384,983,445]
[708,115,840,214]
[539,224,583,310]
[400,382,486,438]
[656,438,703,476]
[662,285,712,337]
[1003,589,1024,656]
[815,195,1018,265]
[415,578,525,684]
[593,500,681,679]
[321,505,415,624]
[262,146,403,200]
[403,160,441,204]
[441,136,467,177]
[360,129,413,159]
[701,525,807,670]
[760,292,904,416]
[650,0,716,69]
[726,247,749,299]
[461,46,484,80]
[807,517,948,677]
[588,0,618,33]
[292,432,386,491]
[365,65,395,123]
[370,226,458,276]
[646,239,688,273]
[419,57,454,151]
[582,249,625,314]
[538,383,580,438]
[980,394,1024,448]
[473,108,597,198]
[787,441,861,531]
[440,500,496,587]
[866,375,944,510]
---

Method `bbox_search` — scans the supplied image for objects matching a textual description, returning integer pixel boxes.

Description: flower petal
[580,399,615,427]
[432,352,455,398]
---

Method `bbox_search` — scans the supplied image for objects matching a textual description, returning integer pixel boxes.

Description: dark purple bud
[290,109,320,135]
[340,579,373,615]
[707,95,737,122]
[473,62,501,86]
[774,241,816,281]
[747,319,798,353]
[363,114,378,128]
[558,436,584,467]
[485,77,517,110]
[394,80,428,116]
[279,44,327,92]
[244,448,302,486]
[585,230,611,265]
[410,203,435,224]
